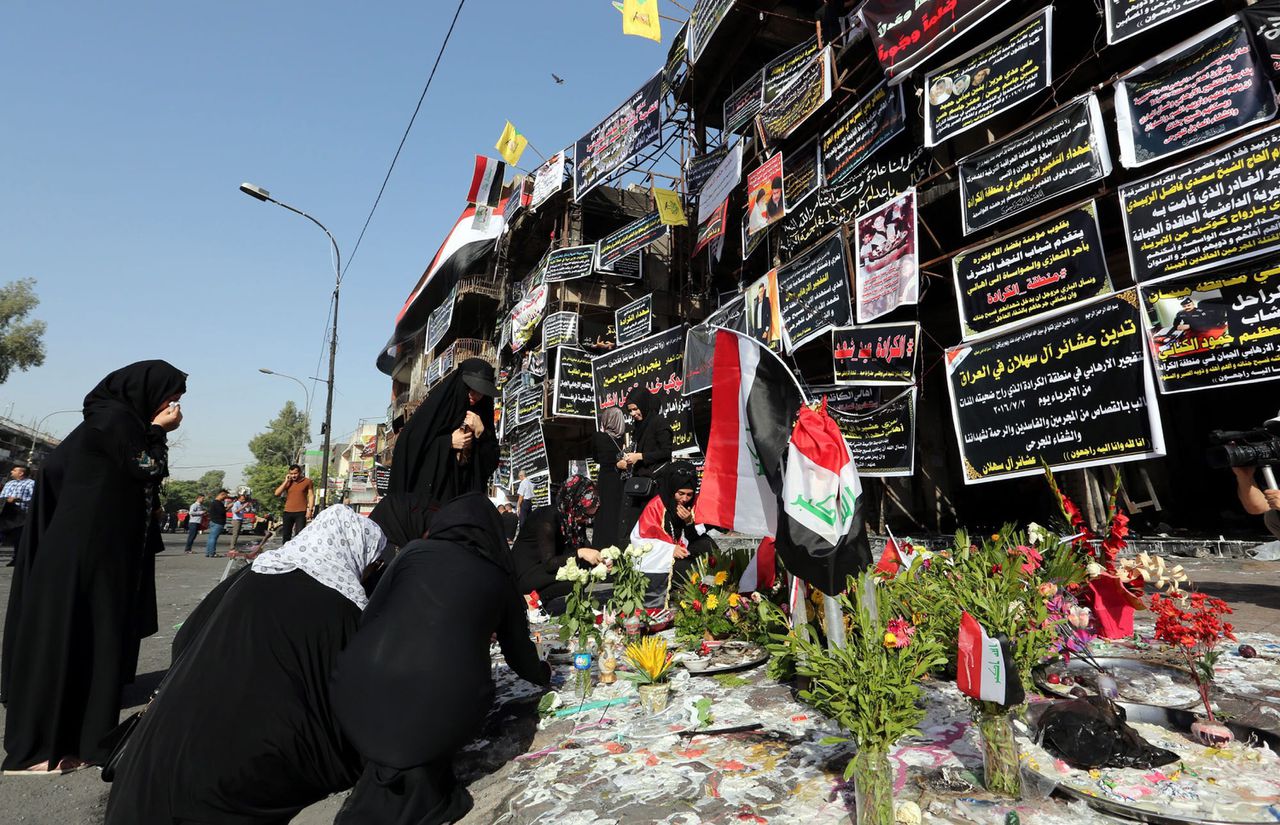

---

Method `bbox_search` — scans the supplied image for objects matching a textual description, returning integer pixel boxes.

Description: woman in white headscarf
[104,505,388,825]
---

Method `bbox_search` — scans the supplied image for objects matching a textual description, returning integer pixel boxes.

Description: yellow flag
[495,121,527,167]
[653,187,687,226]
[622,0,662,43]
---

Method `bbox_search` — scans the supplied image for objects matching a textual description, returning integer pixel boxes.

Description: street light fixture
[241,182,341,508]
[29,409,78,462]
[258,368,312,464]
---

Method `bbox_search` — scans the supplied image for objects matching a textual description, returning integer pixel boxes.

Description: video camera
[1206,414,1280,484]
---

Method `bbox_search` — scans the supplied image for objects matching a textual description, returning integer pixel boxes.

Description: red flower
[990,563,1003,575]
[699,583,710,595]
[692,599,703,612]
[1014,544,1043,575]
[708,556,718,568]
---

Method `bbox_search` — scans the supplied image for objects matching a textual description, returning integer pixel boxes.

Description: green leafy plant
[602,544,650,628]
[621,635,674,685]
[555,558,607,650]
[673,555,771,648]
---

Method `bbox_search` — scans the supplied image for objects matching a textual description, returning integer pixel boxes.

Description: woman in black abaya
[511,475,604,610]
[331,494,550,825]
[616,387,673,542]
[591,406,627,550]
[388,358,499,501]
[2,360,186,774]
[103,505,388,825]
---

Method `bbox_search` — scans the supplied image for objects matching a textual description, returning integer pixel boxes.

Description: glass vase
[851,746,894,825]
[572,649,594,701]
[976,708,1022,798]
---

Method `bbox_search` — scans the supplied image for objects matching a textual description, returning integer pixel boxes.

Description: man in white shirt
[184,494,206,554]
[516,471,535,529]
[228,493,249,550]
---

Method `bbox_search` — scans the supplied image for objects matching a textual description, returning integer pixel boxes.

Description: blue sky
[0,1,678,485]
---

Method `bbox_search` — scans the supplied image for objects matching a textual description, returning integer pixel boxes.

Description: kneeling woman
[104,505,388,825]
[510,475,604,613]
[330,494,550,825]
[631,461,714,606]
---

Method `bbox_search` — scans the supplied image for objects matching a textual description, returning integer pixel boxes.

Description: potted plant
[672,555,769,649]
[555,557,609,700]
[623,635,675,713]
[763,570,945,825]
[1149,590,1236,745]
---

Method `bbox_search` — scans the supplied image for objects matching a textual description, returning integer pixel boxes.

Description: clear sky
[0,0,679,486]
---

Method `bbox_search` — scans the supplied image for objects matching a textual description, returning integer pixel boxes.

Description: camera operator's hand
[1265,489,1280,511]
[1233,465,1277,515]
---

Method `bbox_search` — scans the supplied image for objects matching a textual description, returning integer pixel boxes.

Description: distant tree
[197,470,226,492]
[160,478,201,514]
[0,279,46,384]
[244,402,310,505]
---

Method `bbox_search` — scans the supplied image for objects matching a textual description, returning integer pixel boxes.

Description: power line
[342,0,468,281]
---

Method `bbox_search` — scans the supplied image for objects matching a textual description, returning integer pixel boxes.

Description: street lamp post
[258,368,312,464]
[241,182,341,508]
[29,409,79,462]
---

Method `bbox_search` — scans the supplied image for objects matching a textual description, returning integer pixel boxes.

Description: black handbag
[623,476,656,500]
[99,697,152,781]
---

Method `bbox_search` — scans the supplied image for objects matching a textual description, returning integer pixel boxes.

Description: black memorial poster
[952,202,1112,339]
[781,146,930,260]
[615,293,654,346]
[689,0,735,65]
[597,211,667,270]
[1107,0,1213,45]
[821,82,905,189]
[592,325,695,452]
[1115,18,1277,169]
[760,47,832,142]
[707,293,747,332]
[777,231,854,352]
[574,72,663,200]
[1243,1,1280,82]
[508,420,550,485]
[687,146,730,198]
[514,385,543,427]
[832,322,918,385]
[811,384,882,414]
[959,94,1112,235]
[832,388,916,477]
[742,211,767,260]
[924,9,1053,148]
[544,245,596,282]
[864,0,1003,83]
[764,36,819,104]
[543,311,579,350]
[784,138,821,211]
[552,347,597,418]
[1119,124,1280,284]
[1139,258,1280,393]
[945,290,1165,484]
[682,324,716,396]
[724,71,763,136]
[374,463,390,494]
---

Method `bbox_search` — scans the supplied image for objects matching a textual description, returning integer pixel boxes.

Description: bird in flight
[551,73,565,85]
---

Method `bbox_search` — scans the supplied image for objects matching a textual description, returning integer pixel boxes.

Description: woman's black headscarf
[388,359,496,499]
[84,360,187,431]
[427,492,512,575]
[625,386,651,441]
[368,493,437,550]
[658,461,698,538]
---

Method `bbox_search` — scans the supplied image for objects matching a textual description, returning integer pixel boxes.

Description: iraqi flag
[699,329,801,537]
[466,155,505,207]
[738,536,777,593]
[629,497,686,574]
[957,612,1025,707]
[775,398,873,595]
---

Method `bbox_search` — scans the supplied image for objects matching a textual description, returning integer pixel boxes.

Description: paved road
[0,531,1277,823]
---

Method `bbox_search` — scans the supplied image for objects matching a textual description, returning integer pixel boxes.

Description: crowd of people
[0,356,718,824]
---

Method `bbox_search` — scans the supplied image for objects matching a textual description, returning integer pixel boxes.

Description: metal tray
[1034,657,1202,709]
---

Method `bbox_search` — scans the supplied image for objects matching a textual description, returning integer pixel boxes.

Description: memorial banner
[552,347,597,418]
[959,94,1112,235]
[945,290,1165,484]
[781,146,930,259]
[425,284,457,350]
[763,36,819,104]
[597,211,667,270]
[689,0,735,65]
[741,210,768,260]
[760,46,832,141]
[508,420,549,484]
[777,231,854,351]
[924,9,1054,147]
[832,322,919,385]
[574,72,663,200]
[682,324,716,396]
[1139,259,1280,393]
[1118,124,1280,283]
[599,250,643,280]
[687,146,730,197]
[615,293,654,346]
[854,189,917,324]
[698,142,743,224]
[544,244,596,282]
[746,152,784,236]
[783,138,821,211]
[514,385,544,427]
[542,311,579,350]
[694,199,728,256]
[1115,17,1277,169]
[1107,0,1214,45]
[831,388,916,477]
[864,0,1003,83]
[707,293,747,332]
[743,269,783,352]
[592,325,695,451]
[724,70,763,136]
[1242,1,1280,82]
[820,82,905,189]
[810,384,881,414]
[952,202,1113,339]
[509,281,548,353]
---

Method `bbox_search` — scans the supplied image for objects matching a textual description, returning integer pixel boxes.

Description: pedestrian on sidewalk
[183,494,206,554]
[1,464,35,567]
[1,359,186,774]
[274,464,314,543]
[205,490,229,558]
[228,492,249,550]
[516,471,534,529]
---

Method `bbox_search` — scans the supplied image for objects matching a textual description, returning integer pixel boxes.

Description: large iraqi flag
[699,330,802,538]
[775,398,873,595]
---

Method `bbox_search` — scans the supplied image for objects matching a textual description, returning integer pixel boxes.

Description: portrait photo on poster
[854,188,918,324]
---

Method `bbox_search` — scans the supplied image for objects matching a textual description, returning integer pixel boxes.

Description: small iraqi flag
[956,612,1025,707]
[466,155,505,207]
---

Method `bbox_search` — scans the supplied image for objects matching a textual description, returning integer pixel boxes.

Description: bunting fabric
[775,398,873,595]
[466,155,505,207]
[738,535,778,592]
[699,329,801,537]
[622,0,663,42]
[496,121,528,167]
[629,496,686,573]
[957,612,1026,707]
